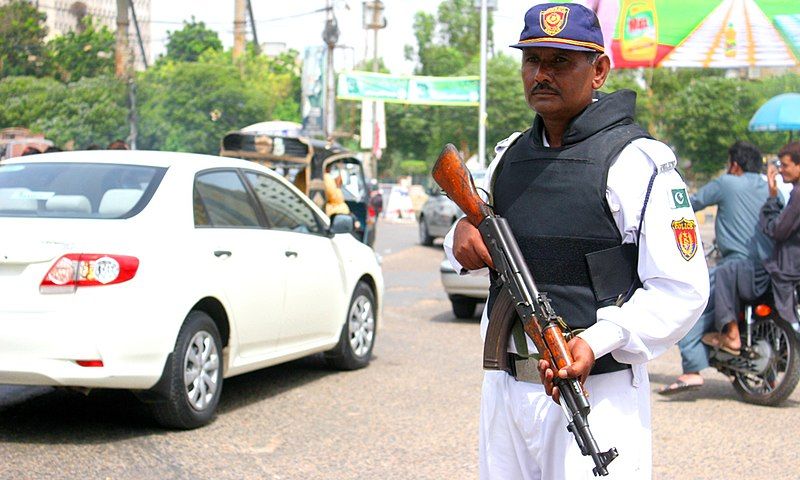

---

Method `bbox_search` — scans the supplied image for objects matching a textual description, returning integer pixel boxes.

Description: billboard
[578,0,800,69]
[337,71,480,106]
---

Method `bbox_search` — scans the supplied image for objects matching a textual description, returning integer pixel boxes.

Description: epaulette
[632,138,677,174]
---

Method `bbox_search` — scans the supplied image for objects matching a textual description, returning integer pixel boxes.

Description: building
[2,0,152,69]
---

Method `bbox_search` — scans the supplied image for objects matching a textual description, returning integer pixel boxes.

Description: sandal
[701,332,741,356]
[658,380,703,396]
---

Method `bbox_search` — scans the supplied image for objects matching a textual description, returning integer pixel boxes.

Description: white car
[0,151,383,429]
[440,258,489,318]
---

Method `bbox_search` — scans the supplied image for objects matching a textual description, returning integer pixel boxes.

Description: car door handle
[213,250,232,257]
[284,250,298,258]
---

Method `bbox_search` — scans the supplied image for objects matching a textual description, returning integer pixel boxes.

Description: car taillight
[40,254,139,294]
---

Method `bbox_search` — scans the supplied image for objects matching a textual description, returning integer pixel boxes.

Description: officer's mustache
[531,83,559,95]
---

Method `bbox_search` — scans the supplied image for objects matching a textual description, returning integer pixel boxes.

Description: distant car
[417,170,487,246]
[440,258,489,318]
[0,151,383,429]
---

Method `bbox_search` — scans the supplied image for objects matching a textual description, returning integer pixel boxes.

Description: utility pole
[233,0,246,60]
[363,1,386,178]
[478,0,488,168]
[129,0,148,69]
[247,0,260,55]
[475,0,496,168]
[114,0,129,78]
[322,0,339,140]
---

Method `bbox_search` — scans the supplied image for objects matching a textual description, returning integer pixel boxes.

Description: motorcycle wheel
[732,317,800,406]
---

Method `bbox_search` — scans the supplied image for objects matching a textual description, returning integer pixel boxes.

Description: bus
[220,122,377,246]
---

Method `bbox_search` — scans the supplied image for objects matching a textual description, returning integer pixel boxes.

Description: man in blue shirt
[660,141,770,394]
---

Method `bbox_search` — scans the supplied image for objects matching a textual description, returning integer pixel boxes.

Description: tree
[32,75,129,148]
[0,76,61,129]
[137,49,301,154]
[0,0,48,77]
[0,75,128,148]
[162,18,223,63]
[47,16,115,83]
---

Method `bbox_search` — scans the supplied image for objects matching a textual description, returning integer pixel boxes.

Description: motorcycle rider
[760,142,800,331]
[660,141,771,394]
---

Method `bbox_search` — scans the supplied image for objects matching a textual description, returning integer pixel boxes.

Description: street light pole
[478,0,488,169]
[323,0,340,140]
[363,1,386,178]
[475,0,496,169]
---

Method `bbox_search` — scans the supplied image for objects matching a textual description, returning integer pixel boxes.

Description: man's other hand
[453,217,494,270]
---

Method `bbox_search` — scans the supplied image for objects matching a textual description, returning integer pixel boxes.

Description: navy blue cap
[510,3,605,53]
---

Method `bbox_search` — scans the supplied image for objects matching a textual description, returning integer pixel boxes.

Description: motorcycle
[704,242,800,406]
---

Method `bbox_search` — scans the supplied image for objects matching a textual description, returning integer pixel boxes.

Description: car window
[0,162,164,218]
[327,160,366,201]
[244,171,322,235]
[194,170,260,228]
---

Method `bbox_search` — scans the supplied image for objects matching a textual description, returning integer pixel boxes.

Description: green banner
[337,71,479,107]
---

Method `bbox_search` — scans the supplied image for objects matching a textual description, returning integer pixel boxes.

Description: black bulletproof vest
[487,121,650,374]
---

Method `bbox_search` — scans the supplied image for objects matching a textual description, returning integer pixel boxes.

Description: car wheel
[149,311,223,429]
[452,298,477,319]
[325,282,376,370]
[419,217,434,246]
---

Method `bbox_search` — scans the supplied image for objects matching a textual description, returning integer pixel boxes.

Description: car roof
[1,149,275,176]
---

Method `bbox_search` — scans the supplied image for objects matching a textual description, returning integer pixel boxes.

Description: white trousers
[479,368,652,480]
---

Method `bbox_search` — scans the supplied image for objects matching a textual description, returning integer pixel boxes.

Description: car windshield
[0,162,166,218]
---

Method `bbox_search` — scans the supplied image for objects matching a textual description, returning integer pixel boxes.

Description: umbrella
[748,93,800,140]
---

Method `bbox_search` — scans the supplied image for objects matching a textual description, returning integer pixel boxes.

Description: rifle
[432,144,618,477]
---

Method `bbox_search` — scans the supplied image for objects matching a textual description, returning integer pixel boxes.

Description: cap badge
[671,218,698,261]
[540,6,570,37]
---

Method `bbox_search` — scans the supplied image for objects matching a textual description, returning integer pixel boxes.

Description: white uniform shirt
[443,132,709,382]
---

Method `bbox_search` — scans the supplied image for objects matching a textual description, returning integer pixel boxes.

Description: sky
[150,0,543,75]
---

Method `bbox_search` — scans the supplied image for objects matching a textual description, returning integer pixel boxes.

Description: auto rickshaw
[220,123,376,246]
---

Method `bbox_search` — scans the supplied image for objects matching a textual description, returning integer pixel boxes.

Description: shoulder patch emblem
[670,188,690,209]
[540,6,570,36]
[671,218,698,261]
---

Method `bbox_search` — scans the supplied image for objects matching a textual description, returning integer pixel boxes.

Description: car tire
[325,282,376,370]
[452,298,477,319]
[419,217,434,246]
[149,311,223,429]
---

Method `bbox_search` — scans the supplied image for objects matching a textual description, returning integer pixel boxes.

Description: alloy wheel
[183,331,220,411]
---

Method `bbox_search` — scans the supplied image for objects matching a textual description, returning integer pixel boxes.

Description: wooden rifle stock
[431,144,492,229]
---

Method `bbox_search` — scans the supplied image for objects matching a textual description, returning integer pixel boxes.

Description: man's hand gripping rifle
[432,144,618,477]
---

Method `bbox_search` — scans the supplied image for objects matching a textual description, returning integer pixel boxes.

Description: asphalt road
[0,217,798,479]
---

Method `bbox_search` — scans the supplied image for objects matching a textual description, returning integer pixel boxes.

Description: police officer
[444,3,709,478]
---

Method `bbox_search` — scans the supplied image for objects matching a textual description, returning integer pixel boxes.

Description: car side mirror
[329,213,355,235]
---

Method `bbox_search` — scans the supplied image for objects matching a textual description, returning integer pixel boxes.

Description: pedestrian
[108,139,129,150]
[661,141,771,393]
[443,3,708,478]
[760,142,800,330]
[21,146,41,156]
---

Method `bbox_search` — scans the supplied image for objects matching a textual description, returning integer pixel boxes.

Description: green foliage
[0,0,48,77]
[32,76,129,148]
[0,75,128,148]
[486,53,533,158]
[47,16,115,83]
[137,49,301,154]
[0,76,61,128]
[162,17,223,63]
[397,160,428,175]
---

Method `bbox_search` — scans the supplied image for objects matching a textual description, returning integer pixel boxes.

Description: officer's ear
[591,54,611,90]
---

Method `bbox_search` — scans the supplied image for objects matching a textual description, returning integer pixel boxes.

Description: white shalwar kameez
[444,132,709,480]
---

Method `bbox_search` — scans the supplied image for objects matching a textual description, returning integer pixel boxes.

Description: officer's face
[778,154,800,184]
[521,47,609,123]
